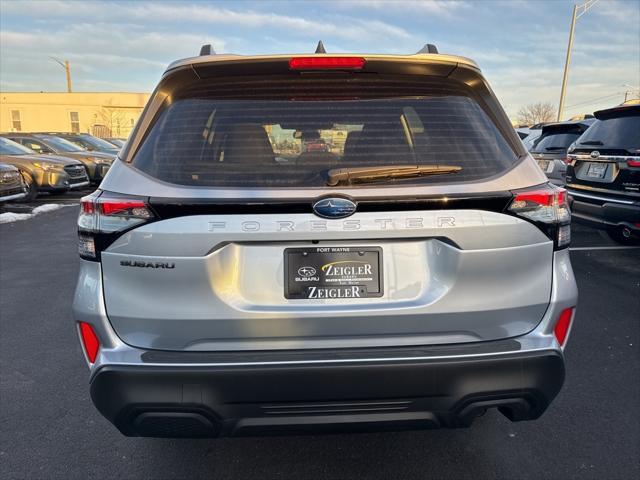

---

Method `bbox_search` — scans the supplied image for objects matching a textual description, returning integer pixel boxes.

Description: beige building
[0,92,151,139]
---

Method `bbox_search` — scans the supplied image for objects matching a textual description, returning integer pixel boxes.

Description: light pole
[557,0,599,121]
[49,57,72,93]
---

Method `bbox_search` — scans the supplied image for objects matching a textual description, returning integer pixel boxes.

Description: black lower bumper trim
[569,196,640,229]
[90,350,565,437]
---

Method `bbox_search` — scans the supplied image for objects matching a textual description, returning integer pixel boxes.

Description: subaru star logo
[297,266,317,278]
[312,197,357,219]
[590,151,600,159]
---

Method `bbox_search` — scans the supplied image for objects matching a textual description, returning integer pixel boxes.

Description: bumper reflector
[554,308,574,346]
[79,322,100,363]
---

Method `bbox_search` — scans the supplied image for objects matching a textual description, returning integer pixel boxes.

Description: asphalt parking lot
[1,192,639,480]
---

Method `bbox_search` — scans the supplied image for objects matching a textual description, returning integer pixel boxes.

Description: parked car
[530,119,595,185]
[0,137,89,200]
[1,133,114,183]
[105,138,127,148]
[303,137,329,153]
[521,127,543,151]
[43,132,121,155]
[566,103,640,243]
[74,46,577,438]
[0,163,27,203]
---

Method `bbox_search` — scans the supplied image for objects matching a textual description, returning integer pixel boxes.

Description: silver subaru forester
[73,45,578,438]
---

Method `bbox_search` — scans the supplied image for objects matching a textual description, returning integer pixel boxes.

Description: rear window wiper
[327,164,462,186]
[580,140,604,145]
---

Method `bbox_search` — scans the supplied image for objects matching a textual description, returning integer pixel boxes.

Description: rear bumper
[90,347,565,437]
[75,248,578,437]
[568,189,640,230]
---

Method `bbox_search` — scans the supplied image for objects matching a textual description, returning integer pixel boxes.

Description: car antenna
[315,41,327,54]
[416,43,439,54]
[199,44,216,56]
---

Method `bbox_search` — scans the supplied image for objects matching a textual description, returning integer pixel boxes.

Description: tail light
[508,184,571,249]
[78,190,155,260]
[289,57,366,70]
[78,322,100,363]
[627,159,640,167]
[554,307,574,347]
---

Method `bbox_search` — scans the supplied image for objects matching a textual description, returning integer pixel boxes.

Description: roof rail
[416,44,439,54]
[315,41,327,54]
[199,44,215,56]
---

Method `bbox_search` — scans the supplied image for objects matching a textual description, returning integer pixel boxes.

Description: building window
[11,110,21,131]
[70,111,80,133]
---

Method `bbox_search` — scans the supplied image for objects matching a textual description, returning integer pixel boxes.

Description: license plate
[284,246,383,299]
[587,162,607,178]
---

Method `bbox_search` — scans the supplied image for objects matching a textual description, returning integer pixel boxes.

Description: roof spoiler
[312,41,439,55]
[594,103,640,120]
[199,41,440,57]
[199,44,216,56]
[417,44,439,54]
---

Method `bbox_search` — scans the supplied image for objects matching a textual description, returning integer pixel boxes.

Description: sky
[1,0,638,119]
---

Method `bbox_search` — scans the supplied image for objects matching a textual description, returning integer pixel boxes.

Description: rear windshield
[531,131,581,152]
[576,114,640,150]
[131,76,520,188]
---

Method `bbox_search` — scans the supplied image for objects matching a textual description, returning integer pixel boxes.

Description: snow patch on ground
[0,212,34,224]
[0,203,75,224]
[32,204,68,215]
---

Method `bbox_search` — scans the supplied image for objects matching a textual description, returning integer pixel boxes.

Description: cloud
[1,1,411,43]
[0,0,637,117]
[0,22,223,91]
[337,0,469,17]
[488,60,639,117]
[594,0,640,26]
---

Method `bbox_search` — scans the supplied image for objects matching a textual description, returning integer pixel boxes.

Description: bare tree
[517,102,557,126]
[96,106,127,138]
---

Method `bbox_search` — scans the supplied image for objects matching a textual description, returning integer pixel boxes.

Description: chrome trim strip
[69,180,90,189]
[94,346,559,371]
[568,190,635,205]
[0,191,27,202]
[570,154,639,161]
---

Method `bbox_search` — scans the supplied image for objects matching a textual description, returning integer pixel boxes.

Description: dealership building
[0,92,150,139]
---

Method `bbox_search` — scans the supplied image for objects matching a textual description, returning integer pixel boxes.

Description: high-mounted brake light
[78,322,100,363]
[289,57,366,70]
[508,184,571,249]
[554,307,574,347]
[77,191,155,260]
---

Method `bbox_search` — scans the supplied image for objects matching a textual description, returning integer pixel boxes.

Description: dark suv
[530,119,594,186]
[566,104,640,243]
